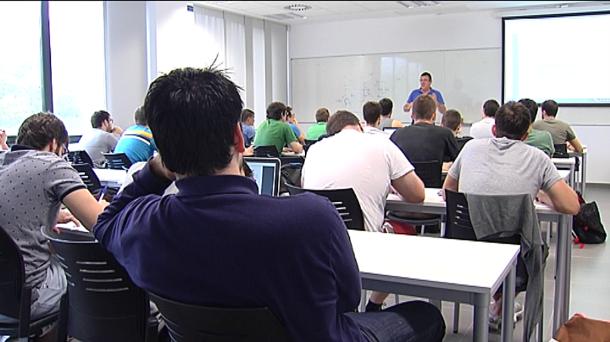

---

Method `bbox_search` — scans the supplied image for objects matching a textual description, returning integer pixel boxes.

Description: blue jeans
[347,300,445,342]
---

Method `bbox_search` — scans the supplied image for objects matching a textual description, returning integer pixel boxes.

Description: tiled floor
[393,183,610,341]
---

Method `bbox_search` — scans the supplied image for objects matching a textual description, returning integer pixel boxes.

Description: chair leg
[394,294,399,305]
[420,225,426,235]
[360,290,367,312]
[453,302,460,333]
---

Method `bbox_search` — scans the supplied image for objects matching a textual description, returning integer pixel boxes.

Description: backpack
[572,192,606,244]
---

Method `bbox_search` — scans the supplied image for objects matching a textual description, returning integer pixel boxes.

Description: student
[379,98,402,129]
[533,99,584,153]
[518,98,555,157]
[361,101,387,136]
[240,108,256,147]
[470,99,499,139]
[93,66,445,342]
[114,106,157,164]
[0,128,8,151]
[79,110,123,167]
[441,109,472,154]
[306,107,329,141]
[0,113,106,334]
[253,102,303,154]
[286,106,305,144]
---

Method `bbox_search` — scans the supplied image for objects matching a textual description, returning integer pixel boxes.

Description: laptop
[244,157,281,196]
[383,127,398,135]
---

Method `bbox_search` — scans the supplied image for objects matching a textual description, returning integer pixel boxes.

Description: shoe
[488,314,502,333]
[514,302,524,323]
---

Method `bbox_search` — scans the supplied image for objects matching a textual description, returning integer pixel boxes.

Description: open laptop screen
[244,157,281,196]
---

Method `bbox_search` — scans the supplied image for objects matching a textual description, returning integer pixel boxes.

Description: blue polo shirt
[114,125,157,163]
[93,163,365,342]
[406,87,445,104]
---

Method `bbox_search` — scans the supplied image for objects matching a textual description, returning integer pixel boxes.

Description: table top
[552,157,576,166]
[94,168,127,185]
[349,230,520,293]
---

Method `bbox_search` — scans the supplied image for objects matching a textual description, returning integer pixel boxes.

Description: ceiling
[194,1,610,24]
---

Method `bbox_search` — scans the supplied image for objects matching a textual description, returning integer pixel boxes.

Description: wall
[290,11,610,184]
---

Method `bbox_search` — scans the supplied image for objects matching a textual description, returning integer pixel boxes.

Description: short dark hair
[494,101,531,140]
[420,72,432,82]
[240,109,254,123]
[266,102,287,120]
[441,109,463,132]
[483,99,499,118]
[518,98,538,123]
[91,110,111,128]
[363,101,382,125]
[326,110,361,135]
[17,112,69,150]
[412,95,436,120]
[379,98,393,116]
[541,99,559,117]
[134,106,147,125]
[315,107,330,123]
[144,66,243,176]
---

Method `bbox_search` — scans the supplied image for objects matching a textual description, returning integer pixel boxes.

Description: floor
[390,183,610,341]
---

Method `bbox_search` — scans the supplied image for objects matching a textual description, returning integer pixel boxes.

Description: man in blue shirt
[94,67,445,342]
[240,108,255,147]
[403,71,447,115]
[114,106,157,163]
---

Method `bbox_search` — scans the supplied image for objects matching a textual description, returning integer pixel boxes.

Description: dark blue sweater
[94,163,365,341]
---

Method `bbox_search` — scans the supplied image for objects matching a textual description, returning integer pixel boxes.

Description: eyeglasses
[62,143,69,157]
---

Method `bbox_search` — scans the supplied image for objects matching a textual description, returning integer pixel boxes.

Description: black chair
[148,292,290,342]
[0,226,62,340]
[444,190,542,340]
[65,150,94,167]
[72,163,102,193]
[303,139,318,154]
[286,184,365,231]
[553,144,569,158]
[42,227,158,342]
[456,136,473,154]
[254,145,280,158]
[102,152,133,170]
[68,135,83,144]
[386,160,443,234]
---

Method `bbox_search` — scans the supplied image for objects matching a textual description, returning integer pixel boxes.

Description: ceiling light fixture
[284,4,312,12]
[398,1,441,8]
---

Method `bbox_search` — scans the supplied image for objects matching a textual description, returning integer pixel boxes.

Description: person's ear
[492,125,497,137]
[233,123,245,153]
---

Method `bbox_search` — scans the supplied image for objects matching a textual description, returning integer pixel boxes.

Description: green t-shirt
[525,129,555,157]
[306,122,327,140]
[253,119,297,153]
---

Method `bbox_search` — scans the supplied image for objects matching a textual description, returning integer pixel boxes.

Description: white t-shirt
[302,129,414,232]
[363,125,390,137]
[469,117,495,139]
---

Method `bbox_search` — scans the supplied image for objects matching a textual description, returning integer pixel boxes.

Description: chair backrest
[285,184,365,231]
[102,152,133,170]
[412,160,443,188]
[72,163,102,193]
[65,150,94,167]
[553,144,569,158]
[42,227,152,342]
[0,226,28,323]
[444,190,477,240]
[148,292,290,342]
[253,145,280,158]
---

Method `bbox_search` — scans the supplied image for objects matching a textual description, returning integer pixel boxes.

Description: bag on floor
[553,313,610,341]
[572,192,606,244]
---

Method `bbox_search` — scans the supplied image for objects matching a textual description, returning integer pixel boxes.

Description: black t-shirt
[390,122,459,162]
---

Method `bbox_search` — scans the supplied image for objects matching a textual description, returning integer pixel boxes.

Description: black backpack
[573,192,606,244]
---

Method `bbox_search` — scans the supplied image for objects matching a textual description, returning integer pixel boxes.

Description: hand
[149,154,176,181]
[112,126,123,136]
[56,209,81,227]
[437,189,446,202]
[0,129,8,150]
[244,146,254,156]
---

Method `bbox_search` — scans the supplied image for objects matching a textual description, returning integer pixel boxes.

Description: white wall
[290,11,610,184]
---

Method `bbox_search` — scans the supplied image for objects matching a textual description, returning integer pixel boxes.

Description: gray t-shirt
[448,137,562,199]
[0,149,85,292]
[532,118,576,146]
[79,128,119,167]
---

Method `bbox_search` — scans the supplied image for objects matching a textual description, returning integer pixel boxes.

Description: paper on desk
[56,222,88,232]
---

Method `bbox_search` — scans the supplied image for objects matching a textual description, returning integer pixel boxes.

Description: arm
[443,174,459,192]
[0,129,8,150]
[540,180,580,215]
[403,102,412,112]
[289,141,304,153]
[62,189,108,230]
[391,170,425,203]
[391,119,404,128]
[568,138,584,153]
[437,102,447,115]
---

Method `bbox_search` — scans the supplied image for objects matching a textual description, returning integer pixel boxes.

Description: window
[0,2,43,135]
[49,1,106,135]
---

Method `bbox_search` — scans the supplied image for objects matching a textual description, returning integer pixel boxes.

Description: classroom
[1,1,609,342]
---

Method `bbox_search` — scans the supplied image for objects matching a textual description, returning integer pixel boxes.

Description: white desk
[94,168,127,188]
[350,230,519,342]
[568,148,587,196]
[552,157,576,188]
[386,188,573,333]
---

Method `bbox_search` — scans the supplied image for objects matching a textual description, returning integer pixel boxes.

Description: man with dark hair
[94,67,445,342]
[240,108,256,147]
[403,72,447,115]
[379,98,402,129]
[114,106,158,163]
[306,107,329,140]
[470,99,500,139]
[518,98,554,157]
[253,101,303,154]
[0,113,106,332]
[533,99,584,153]
[285,106,305,145]
[362,101,386,136]
[441,109,472,154]
[391,94,458,165]
[79,110,123,167]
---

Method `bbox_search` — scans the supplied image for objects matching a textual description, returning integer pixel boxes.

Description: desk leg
[473,293,490,342]
[581,153,587,197]
[564,214,573,322]
[553,215,570,332]
[502,265,516,342]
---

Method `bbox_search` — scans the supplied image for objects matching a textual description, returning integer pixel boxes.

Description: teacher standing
[403,72,447,115]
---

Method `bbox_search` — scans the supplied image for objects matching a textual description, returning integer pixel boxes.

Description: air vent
[398,1,441,8]
[265,12,306,20]
[284,4,312,11]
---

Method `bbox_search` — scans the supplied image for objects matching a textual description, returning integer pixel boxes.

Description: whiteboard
[290,48,501,124]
